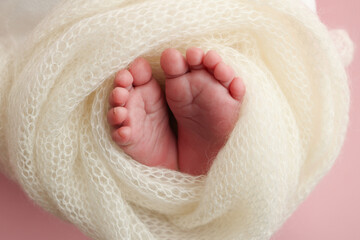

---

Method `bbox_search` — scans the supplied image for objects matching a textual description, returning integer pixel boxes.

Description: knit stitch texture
[0,0,353,239]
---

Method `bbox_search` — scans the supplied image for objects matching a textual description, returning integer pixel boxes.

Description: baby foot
[107,58,178,170]
[161,48,245,175]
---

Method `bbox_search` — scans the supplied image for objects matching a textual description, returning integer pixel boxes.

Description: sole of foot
[160,47,245,175]
[107,57,178,170]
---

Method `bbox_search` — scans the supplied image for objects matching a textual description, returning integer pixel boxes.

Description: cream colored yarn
[0,0,354,239]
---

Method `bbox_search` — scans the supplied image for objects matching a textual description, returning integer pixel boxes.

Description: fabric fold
[0,0,353,239]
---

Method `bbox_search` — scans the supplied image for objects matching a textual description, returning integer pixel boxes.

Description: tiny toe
[107,107,128,126]
[109,87,130,107]
[229,77,246,102]
[203,50,222,71]
[186,47,204,69]
[214,62,235,87]
[112,126,131,145]
[129,57,152,86]
[115,69,133,90]
[160,48,189,78]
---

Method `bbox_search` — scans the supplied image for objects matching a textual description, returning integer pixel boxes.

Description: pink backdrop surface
[0,0,359,239]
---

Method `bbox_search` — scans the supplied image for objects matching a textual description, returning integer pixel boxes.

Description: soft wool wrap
[0,0,354,239]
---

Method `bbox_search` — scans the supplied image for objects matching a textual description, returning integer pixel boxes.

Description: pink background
[0,0,359,239]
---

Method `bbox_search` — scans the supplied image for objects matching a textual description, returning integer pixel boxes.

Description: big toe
[129,57,153,86]
[160,48,189,78]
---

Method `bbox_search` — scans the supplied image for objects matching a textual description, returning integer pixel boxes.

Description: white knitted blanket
[0,0,353,239]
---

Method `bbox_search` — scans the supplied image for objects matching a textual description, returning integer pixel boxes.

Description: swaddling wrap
[0,0,354,239]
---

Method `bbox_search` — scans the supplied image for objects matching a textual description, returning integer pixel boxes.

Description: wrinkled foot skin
[108,48,245,176]
[161,47,245,175]
[107,58,178,170]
